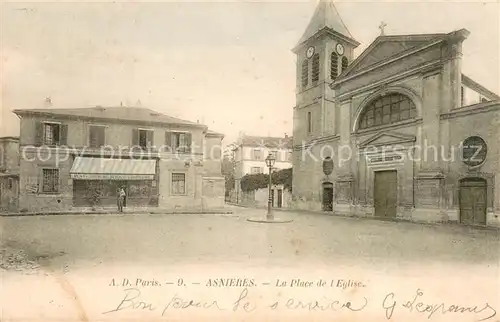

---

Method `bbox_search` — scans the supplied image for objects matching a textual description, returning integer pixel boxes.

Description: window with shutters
[341,56,348,72]
[330,52,338,79]
[252,149,262,160]
[301,60,309,89]
[171,173,186,195]
[311,53,320,82]
[165,131,192,153]
[42,168,59,193]
[88,125,106,148]
[136,129,154,149]
[250,167,263,174]
[43,122,61,146]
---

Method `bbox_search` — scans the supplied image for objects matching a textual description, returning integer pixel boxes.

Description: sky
[1,0,499,145]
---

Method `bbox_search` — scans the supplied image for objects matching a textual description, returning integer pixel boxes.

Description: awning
[70,157,156,180]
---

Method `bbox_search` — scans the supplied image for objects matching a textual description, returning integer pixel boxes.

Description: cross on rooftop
[379,21,387,35]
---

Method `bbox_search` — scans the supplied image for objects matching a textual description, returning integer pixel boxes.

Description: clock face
[306,46,315,59]
[336,43,345,55]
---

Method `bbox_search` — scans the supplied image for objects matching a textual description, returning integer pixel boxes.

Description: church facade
[291,1,500,227]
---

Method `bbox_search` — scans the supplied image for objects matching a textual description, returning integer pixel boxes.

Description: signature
[102,288,224,315]
[382,289,497,321]
[102,287,367,315]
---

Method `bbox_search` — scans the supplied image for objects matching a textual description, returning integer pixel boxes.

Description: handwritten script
[103,287,496,320]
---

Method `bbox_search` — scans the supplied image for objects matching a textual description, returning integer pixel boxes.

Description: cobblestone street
[1,206,499,322]
[1,205,499,270]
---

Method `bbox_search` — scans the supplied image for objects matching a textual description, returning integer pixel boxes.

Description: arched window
[358,93,416,130]
[312,53,320,82]
[330,52,338,80]
[341,56,348,72]
[301,60,309,88]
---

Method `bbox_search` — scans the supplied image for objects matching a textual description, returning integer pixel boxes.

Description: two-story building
[231,134,293,204]
[13,106,225,212]
[292,0,500,227]
[0,136,20,212]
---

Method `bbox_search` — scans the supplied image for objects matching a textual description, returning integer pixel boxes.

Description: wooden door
[322,184,333,211]
[374,171,398,218]
[277,189,283,208]
[459,179,486,225]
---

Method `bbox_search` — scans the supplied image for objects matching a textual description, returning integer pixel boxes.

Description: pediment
[341,34,446,78]
[358,131,416,148]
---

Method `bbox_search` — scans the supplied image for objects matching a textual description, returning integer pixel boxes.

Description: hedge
[240,168,292,192]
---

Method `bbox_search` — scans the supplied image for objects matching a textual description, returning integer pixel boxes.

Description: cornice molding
[332,39,444,86]
[335,60,442,101]
[440,101,500,120]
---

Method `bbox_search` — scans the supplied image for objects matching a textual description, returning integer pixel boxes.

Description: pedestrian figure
[117,187,126,212]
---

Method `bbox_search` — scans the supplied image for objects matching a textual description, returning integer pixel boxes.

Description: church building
[291,0,500,227]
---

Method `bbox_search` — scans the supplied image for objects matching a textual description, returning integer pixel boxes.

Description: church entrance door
[374,170,397,218]
[322,182,333,212]
[459,178,487,225]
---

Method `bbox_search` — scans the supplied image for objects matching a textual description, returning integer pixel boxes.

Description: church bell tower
[292,0,359,139]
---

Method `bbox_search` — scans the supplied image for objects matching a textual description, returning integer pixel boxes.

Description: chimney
[284,133,288,139]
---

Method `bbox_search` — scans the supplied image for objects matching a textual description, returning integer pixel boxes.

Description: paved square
[1,207,499,322]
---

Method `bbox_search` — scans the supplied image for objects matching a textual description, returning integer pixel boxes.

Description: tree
[240,168,292,192]
[221,155,235,193]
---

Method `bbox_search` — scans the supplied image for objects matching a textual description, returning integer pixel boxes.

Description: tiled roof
[206,130,225,138]
[13,106,203,127]
[296,0,357,47]
[239,135,293,149]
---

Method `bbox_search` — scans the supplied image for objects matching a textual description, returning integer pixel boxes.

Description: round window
[461,136,487,167]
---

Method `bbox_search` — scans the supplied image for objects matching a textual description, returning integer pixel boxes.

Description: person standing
[117,187,126,212]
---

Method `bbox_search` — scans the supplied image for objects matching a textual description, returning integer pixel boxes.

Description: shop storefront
[70,157,158,207]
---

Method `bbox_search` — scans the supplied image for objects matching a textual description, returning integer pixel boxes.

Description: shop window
[89,125,106,148]
[171,173,186,195]
[42,169,59,193]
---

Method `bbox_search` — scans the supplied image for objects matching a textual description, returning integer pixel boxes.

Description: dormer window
[311,53,320,82]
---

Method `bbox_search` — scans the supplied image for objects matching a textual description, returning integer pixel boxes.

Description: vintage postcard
[1,0,499,321]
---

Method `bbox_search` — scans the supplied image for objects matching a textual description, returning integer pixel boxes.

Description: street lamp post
[265,153,276,220]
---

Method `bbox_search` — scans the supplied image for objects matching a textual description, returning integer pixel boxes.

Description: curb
[0,210,234,217]
[226,203,500,231]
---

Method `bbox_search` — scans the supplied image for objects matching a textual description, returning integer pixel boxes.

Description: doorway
[277,189,283,208]
[459,178,487,225]
[374,170,398,218]
[322,182,333,212]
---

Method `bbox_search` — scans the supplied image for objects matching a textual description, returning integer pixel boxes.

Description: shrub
[240,168,292,192]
